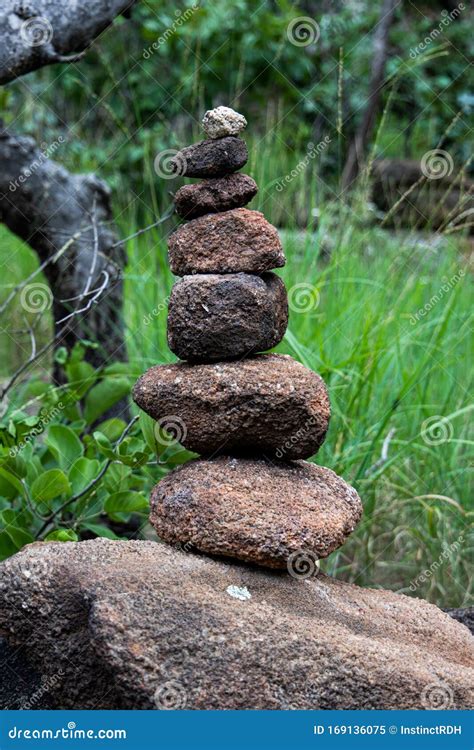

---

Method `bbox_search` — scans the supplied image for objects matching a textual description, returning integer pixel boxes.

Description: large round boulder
[150,456,362,567]
[0,539,472,710]
[132,354,331,459]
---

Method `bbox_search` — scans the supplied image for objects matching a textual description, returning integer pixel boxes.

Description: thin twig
[0,232,80,316]
[56,270,109,325]
[110,204,175,248]
[37,415,139,538]
[365,428,396,476]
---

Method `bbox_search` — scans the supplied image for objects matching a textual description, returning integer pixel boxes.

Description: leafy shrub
[0,341,192,559]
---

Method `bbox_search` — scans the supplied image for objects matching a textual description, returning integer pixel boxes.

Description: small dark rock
[174,173,258,219]
[167,272,288,363]
[168,208,285,275]
[171,137,248,178]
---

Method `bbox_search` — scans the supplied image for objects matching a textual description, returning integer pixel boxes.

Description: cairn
[133,106,362,570]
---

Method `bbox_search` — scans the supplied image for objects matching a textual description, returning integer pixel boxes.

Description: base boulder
[0,539,473,710]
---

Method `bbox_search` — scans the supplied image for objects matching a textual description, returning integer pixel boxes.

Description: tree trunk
[0,129,126,375]
[341,0,399,191]
[0,0,136,85]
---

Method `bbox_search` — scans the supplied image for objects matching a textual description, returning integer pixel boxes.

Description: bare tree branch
[0,0,137,85]
[0,128,126,376]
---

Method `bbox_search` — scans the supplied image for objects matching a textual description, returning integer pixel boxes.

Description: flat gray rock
[0,539,473,709]
[167,272,288,362]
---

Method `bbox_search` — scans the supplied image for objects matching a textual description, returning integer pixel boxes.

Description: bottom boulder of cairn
[150,456,362,568]
[0,539,473,710]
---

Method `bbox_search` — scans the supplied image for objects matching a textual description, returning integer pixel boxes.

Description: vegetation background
[0,0,472,607]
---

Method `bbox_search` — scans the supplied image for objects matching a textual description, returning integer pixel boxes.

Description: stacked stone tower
[133,107,362,571]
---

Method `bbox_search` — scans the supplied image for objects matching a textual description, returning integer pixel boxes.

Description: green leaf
[31,469,71,504]
[80,522,122,540]
[45,528,79,542]
[46,425,83,469]
[95,418,127,442]
[68,457,101,495]
[54,346,68,365]
[65,361,97,398]
[93,431,116,460]
[84,377,130,424]
[0,531,18,559]
[139,413,160,454]
[104,491,148,516]
[3,524,34,550]
[0,466,25,498]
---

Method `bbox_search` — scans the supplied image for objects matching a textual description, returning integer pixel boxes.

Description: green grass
[1,193,472,607]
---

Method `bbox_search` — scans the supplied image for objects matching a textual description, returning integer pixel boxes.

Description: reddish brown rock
[171,137,247,178]
[167,272,288,363]
[174,173,258,219]
[168,208,285,275]
[2,539,473,709]
[132,354,330,459]
[150,456,362,568]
